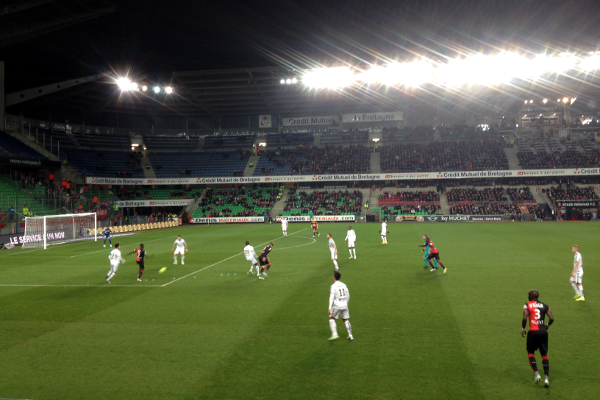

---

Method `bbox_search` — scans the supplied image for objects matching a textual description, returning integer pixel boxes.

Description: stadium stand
[63,148,145,177]
[378,191,440,204]
[446,187,508,203]
[150,150,249,177]
[254,145,370,176]
[517,149,600,168]
[204,135,254,149]
[382,126,435,142]
[319,131,368,145]
[380,140,508,172]
[144,135,200,150]
[0,130,46,159]
[193,187,277,218]
[267,132,314,147]
[282,189,362,216]
[115,187,201,200]
[506,187,535,202]
[381,204,441,217]
[546,186,599,201]
[73,133,131,149]
[450,203,521,215]
[36,128,76,151]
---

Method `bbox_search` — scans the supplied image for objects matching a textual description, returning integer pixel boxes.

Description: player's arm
[185,242,188,252]
[171,242,176,251]
[521,309,528,337]
[545,309,554,329]
[328,289,335,314]
[334,244,338,255]
[571,260,579,277]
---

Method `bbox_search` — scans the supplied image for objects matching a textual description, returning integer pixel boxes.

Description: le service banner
[275,215,355,222]
[281,115,338,127]
[342,111,403,123]
[87,167,600,186]
[115,200,192,207]
[190,217,265,224]
[395,215,504,222]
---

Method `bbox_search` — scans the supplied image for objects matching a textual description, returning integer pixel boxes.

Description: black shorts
[312,226,317,231]
[526,330,548,356]
[260,257,270,266]
[427,252,440,261]
[137,261,145,270]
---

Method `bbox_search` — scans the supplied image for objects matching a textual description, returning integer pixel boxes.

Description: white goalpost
[22,212,97,250]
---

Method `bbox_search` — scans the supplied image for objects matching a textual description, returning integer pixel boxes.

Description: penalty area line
[162,227,310,287]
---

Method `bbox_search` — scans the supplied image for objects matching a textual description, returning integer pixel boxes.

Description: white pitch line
[69,235,175,258]
[162,227,311,287]
[0,284,158,288]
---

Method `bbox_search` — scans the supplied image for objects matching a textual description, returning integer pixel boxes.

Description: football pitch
[0,221,598,400]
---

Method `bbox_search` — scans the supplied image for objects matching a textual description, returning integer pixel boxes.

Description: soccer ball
[159,267,167,274]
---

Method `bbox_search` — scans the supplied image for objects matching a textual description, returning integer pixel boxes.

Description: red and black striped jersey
[524,300,550,332]
[312,221,318,228]
[260,246,272,259]
[135,248,146,262]
[426,240,439,253]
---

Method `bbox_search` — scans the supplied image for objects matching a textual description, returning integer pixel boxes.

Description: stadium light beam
[117,77,131,91]
[303,67,355,89]
[153,86,161,93]
[165,86,174,94]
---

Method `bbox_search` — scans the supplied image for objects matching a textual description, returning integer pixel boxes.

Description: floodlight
[542,99,547,104]
[579,53,600,71]
[154,86,161,93]
[286,79,292,84]
[117,77,131,91]
[142,85,148,92]
[280,79,285,84]
[524,100,527,104]
[130,82,138,91]
[303,67,355,89]
[165,86,174,94]
[291,78,297,83]
[562,97,569,103]
[529,100,533,103]
[570,97,577,105]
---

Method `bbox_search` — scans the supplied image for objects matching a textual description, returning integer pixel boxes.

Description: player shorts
[526,330,548,356]
[423,252,429,258]
[330,250,337,260]
[330,307,350,320]
[313,226,318,231]
[381,230,386,235]
[347,240,355,248]
[174,247,185,255]
[110,262,120,272]
[570,269,584,284]
[137,261,145,271]
[246,257,257,265]
[104,235,111,239]
[260,257,270,266]
[427,252,440,261]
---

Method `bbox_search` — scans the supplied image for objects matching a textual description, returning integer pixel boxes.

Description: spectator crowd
[284,190,362,215]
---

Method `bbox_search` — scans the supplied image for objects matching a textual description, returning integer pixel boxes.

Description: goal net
[22,213,97,250]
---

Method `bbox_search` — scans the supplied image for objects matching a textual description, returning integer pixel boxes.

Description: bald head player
[522,290,554,387]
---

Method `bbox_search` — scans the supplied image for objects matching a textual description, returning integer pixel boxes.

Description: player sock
[174,256,177,262]
[181,256,185,262]
[352,249,356,258]
[333,260,338,270]
[255,264,260,275]
[542,356,549,377]
[344,320,353,336]
[434,259,440,268]
[578,285,584,298]
[528,354,538,372]
[438,261,445,269]
[349,249,353,257]
[138,270,143,279]
[266,263,271,271]
[571,283,581,295]
[109,239,112,245]
[329,319,338,337]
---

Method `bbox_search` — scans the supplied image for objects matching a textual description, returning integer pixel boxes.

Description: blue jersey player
[419,238,439,269]
[103,228,113,248]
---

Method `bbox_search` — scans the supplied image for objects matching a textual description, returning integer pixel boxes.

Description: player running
[244,241,259,275]
[281,217,288,237]
[420,235,447,273]
[344,226,357,259]
[522,290,554,387]
[312,219,320,237]
[571,245,585,301]
[327,233,339,271]
[328,271,353,341]
[258,242,274,280]
[172,235,188,265]
[103,227,113,248]
[126,244,148,281]
[106,243,125,283]
[418,236,439,269]
[380,220,388,244]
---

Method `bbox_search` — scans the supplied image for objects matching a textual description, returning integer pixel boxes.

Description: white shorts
[570,269,584,284]
[381,230,387,235]
[330,307,350,320]
[174,247,185,255]
[330,250,337,260]
[282,226,287,231]
[110,263,120,272]
[247,257,257,265]
[347,240,355,248]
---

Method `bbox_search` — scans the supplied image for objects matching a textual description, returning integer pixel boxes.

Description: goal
[22,213,97,250]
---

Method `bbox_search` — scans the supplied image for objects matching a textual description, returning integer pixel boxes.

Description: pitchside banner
[275,215,355,222]
[281,116,338,126]
[87,167,600,186]
[116,200,192,207]
[395,215,504,222]
[0,230,69,247]
[191,217,264,224]
[342,111,403,123]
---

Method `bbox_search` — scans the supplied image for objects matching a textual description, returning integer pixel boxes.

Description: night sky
[1,0,599,92]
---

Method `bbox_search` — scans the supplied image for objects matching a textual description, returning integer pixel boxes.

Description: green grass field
[0,221,599,400]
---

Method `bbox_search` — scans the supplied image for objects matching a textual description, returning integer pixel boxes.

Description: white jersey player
[380,220,388,244]
[328,271,353,341]
[171,235,188,265]
[327,233,339,271]
[571,245,585,301]
[244,241,259,275]
[281,217,288,237]
[106,243,126,283]
[344,225,357,259]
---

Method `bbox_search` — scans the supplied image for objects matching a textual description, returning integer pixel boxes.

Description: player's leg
[173,251,178,265]
[540,332,549,386]
[103,236,107,247]
[109,236,112,247]
[576,272,585,300]
[435,254,446,272]
[342,309,353,340]
[332,254,339,270]
[427,254,436,270]
[181,253,185,265]
[352,247,356,259]
[106,264,117,282]
[137,263,144,281]
[423,252,430,268]
[255,263,260,276]
[349,246,353,259]
[570,276,581,299]
[328,310,339,340]
[527,332,541,383]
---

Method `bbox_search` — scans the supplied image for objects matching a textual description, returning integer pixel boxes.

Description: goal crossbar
[23,212,97,250]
